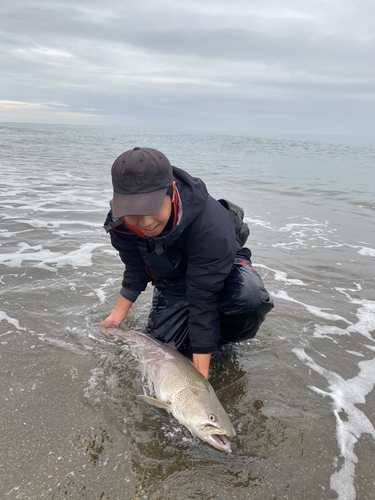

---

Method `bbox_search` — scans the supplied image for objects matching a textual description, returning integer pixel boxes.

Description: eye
[208,414,216,422]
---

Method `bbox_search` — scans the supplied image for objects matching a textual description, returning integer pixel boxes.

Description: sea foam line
[4,218,103,229]
[345,243,375,257]
[255,264,305,286]
[312,290,375,343]
[293,348,375,500]
[272,290,352,324]
[0,242,104,270]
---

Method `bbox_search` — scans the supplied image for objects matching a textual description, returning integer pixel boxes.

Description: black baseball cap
[111,147,173,218]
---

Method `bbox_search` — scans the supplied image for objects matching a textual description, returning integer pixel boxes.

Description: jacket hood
[149,166,208,246]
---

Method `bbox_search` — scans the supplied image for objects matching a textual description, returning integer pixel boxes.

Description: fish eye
[208,414,216,422]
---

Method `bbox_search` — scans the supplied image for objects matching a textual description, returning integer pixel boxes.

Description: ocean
[1,122,374,500]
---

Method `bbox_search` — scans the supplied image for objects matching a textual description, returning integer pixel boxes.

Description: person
[101,147,274,379]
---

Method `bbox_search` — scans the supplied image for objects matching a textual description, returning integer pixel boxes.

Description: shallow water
[1,123,375,499]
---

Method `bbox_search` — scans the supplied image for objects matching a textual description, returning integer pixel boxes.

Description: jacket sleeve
[184,196,237,353]
[104,211,151,301]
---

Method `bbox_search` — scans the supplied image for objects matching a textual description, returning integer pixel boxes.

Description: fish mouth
[205,433,232,453]
[197,429,234,453]
[197,421,236,453]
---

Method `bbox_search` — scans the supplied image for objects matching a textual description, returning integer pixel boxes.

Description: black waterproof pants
[146,257,274,350]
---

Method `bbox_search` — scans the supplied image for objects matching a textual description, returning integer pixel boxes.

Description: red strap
[240,260,256,271]
[172,189,179,228]
[123,218,146,237]
[145,265,156,279]
[113,229,137,235]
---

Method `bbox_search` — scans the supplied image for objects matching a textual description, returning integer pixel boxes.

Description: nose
[139,215,155,228]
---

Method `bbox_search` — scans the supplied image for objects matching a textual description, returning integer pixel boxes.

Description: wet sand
[3,313,374,500]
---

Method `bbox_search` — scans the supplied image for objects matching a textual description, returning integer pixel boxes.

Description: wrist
[192,353,211,379]
[111,295,133,323]
[107,311,126,324]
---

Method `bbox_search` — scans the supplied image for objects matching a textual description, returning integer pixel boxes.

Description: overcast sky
[1,0,374,135]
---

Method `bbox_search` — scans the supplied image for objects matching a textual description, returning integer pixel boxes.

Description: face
[125,183,176,237]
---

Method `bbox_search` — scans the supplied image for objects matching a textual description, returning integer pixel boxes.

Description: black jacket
[104,166,244,354]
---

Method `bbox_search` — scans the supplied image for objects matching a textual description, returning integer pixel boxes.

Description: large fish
[104,326,236,453]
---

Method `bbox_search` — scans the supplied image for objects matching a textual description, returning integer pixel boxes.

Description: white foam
[279,222,326,233]
[0,242,103,270]
[94,288,107,304]
[258,217,345,251]
[11,218,103,230]
[102,249,118,257]
[345,244,375,257]
[84,277,119,304]
[255,264,305,286]
[244,217,274,230]
[272,290,352,324]
[0,311,26,331]
[358,247,375,256]
[273,240,308,249]
[312,291,375,343]
[0,229,34,238]
[346,351,365,357]
[293,348,375,500]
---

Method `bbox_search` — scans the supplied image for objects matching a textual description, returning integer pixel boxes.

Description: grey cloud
[1,0,375,134]
[2,1,373,65]
[2,0,374,78]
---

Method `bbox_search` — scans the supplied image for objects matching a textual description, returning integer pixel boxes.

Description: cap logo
[121,173,144,186]
[121,163,144,187]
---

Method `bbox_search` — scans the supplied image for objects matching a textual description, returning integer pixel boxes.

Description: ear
[171,181,177,202]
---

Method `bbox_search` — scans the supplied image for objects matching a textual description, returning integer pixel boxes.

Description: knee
[219,261,273,316]
[218,260,274,342]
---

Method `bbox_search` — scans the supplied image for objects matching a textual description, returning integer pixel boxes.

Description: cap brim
[112,187,168,218]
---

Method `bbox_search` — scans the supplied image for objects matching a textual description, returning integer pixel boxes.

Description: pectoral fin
[139,395,171,411]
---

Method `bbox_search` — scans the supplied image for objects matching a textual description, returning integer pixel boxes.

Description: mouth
[141,224,160,235]
[203,433,233,453]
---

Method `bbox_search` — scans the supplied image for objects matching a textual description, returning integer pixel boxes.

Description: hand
[100,295,133,334]
[100,316,122,334]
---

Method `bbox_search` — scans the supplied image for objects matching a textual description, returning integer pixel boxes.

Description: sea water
[0,122,374,500]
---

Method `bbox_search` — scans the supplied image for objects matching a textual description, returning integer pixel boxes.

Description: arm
[192,353,212,379]
[105,210,152,295]
[102,212,151,332]
[185,196,237,355]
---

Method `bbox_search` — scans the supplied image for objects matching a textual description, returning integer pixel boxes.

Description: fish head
[172,386,236,453]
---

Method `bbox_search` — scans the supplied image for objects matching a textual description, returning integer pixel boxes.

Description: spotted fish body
[106,326,236,453]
